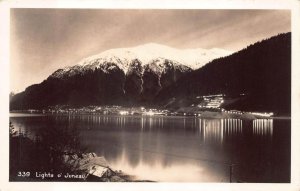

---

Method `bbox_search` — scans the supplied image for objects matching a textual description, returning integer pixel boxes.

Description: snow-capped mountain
[50,43,232,79]
[10,33,291,111]
[10,43,233,109]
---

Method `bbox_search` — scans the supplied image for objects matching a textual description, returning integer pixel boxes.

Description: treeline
[155,33,291,114]
[10,33,291,114]
[10,59,191,110]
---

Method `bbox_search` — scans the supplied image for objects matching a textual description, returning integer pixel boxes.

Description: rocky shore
[9,122,150,182]
[62,152,143,182]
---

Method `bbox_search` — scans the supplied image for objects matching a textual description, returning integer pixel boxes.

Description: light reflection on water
[252,119,273,136]
[10,114,289,182]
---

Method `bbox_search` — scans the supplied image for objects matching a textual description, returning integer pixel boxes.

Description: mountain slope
[155,33,291,114]
[50,43,232,79]
[11,43,232,110]
[11,59,192,109]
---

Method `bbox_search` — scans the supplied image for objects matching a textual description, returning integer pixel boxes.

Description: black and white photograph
[2,1,300,190]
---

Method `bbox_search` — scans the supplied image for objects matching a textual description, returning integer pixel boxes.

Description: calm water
[10,114,290,182]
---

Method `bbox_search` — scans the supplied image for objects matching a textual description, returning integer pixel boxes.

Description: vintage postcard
[1,0,300,191]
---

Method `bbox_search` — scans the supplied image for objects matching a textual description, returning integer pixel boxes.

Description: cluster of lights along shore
[20,93,274,118]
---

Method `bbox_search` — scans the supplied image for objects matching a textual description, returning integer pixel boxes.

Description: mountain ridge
[10,33,290,114]
[155,32,291,114]
[49,43,232,79]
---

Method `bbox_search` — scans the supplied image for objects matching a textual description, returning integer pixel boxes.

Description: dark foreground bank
[9,123,152,182]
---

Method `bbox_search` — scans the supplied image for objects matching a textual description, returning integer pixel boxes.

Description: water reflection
[201,119,243,143]
[252,119,273,136]
[110,148,226,182]
[9,114,289,182]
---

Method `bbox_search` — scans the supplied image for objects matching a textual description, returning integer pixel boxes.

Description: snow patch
[50,43,233,79]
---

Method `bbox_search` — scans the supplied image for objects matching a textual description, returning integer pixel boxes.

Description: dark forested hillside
[156,33,291,114]
[10,33,291,114]
[10,68,126,109]
[10,59,191,110]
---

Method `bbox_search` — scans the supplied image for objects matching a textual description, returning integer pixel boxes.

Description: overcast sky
[10,9,290,93]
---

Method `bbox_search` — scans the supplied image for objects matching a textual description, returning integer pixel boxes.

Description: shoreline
[9,110,291,121]
[9,122,152,182]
